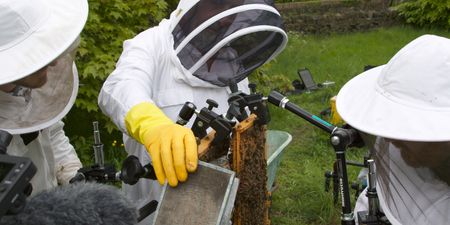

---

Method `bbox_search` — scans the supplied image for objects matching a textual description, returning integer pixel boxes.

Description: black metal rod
[92,121,104,167]
[268,91,336,134]
[335,151,355,225]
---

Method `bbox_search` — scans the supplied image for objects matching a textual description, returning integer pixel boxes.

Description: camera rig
[71,82,272,224]
[267,90,390,225]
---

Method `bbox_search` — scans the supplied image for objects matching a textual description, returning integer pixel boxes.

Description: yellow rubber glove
[125,102,198,187]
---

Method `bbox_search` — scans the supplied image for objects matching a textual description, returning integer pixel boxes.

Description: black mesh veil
[172,0,287,87]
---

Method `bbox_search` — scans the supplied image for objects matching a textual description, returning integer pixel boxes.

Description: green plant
[396,0,450,29]
[250,60,294,95]
[71,135,95,166]
[73,0,170,133]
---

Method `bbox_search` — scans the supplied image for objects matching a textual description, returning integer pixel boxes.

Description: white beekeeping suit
[0,0,88,194]
[337,35,450,225]
[98,0,287,222]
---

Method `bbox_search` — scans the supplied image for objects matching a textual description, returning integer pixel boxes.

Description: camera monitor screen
[298,68,318,91]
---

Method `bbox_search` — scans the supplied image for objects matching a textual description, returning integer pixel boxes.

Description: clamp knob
[206,99,218,110]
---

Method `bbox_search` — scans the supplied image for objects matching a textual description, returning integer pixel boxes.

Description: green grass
[264,25,450,225]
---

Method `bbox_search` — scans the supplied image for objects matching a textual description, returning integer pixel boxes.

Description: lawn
[263,25,450,225]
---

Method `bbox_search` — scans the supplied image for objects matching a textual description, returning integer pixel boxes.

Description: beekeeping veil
[171,0,287,87]
[0,0,88,134]
[357,134,450,225]
[336,35,450,225]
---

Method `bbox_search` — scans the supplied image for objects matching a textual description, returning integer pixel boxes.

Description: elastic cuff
[125,102,173,143]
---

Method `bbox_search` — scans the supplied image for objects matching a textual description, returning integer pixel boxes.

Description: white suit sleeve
[49,121,82,185]
[98,28,160,134]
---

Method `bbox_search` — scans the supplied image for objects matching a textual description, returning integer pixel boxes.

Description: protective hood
[359,133,450,225]
[0,50,78,134]
[170,0,287,87]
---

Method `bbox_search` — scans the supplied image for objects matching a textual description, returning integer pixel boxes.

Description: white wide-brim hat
[336,34,450,142]
[0,0,88,134]
[0,0,88,83]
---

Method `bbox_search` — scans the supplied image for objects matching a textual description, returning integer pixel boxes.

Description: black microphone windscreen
[0,182,138,225]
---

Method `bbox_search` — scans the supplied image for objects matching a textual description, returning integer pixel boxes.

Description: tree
[396,0,450,29]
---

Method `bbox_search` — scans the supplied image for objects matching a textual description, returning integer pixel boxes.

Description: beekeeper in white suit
[337,34,450,225]
[0,0,88,194]
[98,0,287,216]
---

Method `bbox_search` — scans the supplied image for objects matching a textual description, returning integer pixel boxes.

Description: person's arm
[98,29,158,132]
[50,121,82,185]
[98,29,197,187]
